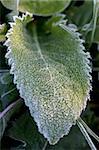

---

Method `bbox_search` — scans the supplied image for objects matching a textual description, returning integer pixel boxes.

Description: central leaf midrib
[33,26,56,98]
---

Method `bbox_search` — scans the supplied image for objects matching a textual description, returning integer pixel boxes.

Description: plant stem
[16,0,19,15]
[90,0,98,44]
[0,99,22,119]
[79,117,99,142]
[77,119,97,150]
[42,141,48,150]
[1,88,16,99]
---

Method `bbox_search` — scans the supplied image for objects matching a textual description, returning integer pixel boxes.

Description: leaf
[0,45,8,69]
[7,111,46,150]
[65,0,93,29]
[0,0,19,15]
[19,0,71,16]
[0,100,2,112]
[0,72,13,85]
[1,0,71,16]
[0,24,7,42]
[47,126,90,150]
[0,71,19,109]
[90,0,99,44]
[0,0,18,10]
[6,105,95,149]
[65,0,99,45]
[7,111,90,150]
[5,13,91,144]
[85,15,99,44]
[88,15,99,44]
[0,99,22,141]
[0,45,19,110]
[94,17,99,43]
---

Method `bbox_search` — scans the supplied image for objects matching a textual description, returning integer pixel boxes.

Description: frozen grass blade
[78,117,99,143]
[42,141,48,150]
[90,0,99,44]
[77,119,97,150]
[1,88,16,99]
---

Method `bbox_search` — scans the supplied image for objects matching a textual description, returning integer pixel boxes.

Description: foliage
[5,12,91,144]
[1,0,71,16]
[0,0,99,149]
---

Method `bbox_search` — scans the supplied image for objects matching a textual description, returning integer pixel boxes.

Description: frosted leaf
[5,13,91,145]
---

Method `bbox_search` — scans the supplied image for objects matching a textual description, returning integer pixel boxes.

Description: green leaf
[0,45,8,69]
[65,0,99,45]
[65,0,93,28]
[1,0,71,16]
[0,72,13,85]
[0,0,19,10]
[0,24,7,42]
[0,0,19,15]
[7,111,90,150]
[19,0,71,16]
[91,15,99,44]
[0,99,22,141]
[0,72,19,110]
[86,15,99,44]
[0,44,19,110]
[47,126,90,150]
[6,105,94,149]
[90,0,99,44]
[94,18,99,43]
[5,13,91,144]
[7,111,46,150]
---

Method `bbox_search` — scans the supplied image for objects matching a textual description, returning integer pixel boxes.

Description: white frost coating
[5,13,92,145]
[13,15,22,22]
[9,22,16,28]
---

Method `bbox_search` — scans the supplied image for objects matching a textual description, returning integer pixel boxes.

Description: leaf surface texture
[5,13,91,144]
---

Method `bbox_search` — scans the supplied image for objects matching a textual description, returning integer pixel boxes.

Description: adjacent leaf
[19,0,71,16]
[0,99,22,141]
[0,102,2,112]
[0,45,8,69]
[86,15,99,44]
[47,126,90,150]
[91,15,99,44]
[0,72,19,109]
[90,0,99,44]
[0,44,19,110]
[7,111,90,150]
[5,13,91,144]
[0,0,19,15]
[1,0,71,16]
[0,0,19,10]
[65,0,99,45]
[94,23,99,43]
[0,24,7,42]
[7,111,46,150]
[65,0,93,29]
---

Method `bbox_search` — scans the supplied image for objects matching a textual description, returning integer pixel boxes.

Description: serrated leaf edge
[4,12,92,144]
